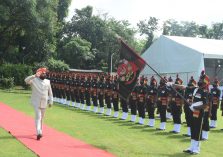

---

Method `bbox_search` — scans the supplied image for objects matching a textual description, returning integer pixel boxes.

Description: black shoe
[156,128,165,131]
[37,134,42,140]
[190,151,199,155]
[210,126,216,129]
[183,149,192,153]
[183,134,191,137]
[201,138,207,141]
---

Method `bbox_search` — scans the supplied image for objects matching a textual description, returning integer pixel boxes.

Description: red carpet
[0,102,115,157]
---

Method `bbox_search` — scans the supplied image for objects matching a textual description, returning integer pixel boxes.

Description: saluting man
[25,67,53,140]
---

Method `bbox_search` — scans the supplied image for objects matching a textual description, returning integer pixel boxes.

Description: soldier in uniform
[156,77,169,130]
[85,75,92,111]
[167,76,173,119]
[137,77,147,125]
[91,75,98,113]
[98,75,105,114]
[79,75,86,110]
[129,83,138,122]
[209,78,221,128]
[183,74,209,154]
[65,73,72,106]
[112,75,119,118]
[70,73,76,107]
[105,75,112,116]
[146,76,158,127]
[183,76,197,137]
[75,74,81,108]
[170,74,184,133]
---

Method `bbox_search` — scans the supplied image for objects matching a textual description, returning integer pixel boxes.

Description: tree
[137,17,159,51]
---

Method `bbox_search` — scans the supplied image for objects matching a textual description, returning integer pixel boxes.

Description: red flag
[117,39,146,100]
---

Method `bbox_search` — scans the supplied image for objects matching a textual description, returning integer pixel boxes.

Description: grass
[0,88,223,157]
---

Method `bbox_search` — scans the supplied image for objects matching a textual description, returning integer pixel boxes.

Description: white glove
[166,82,174,87]
[189,101,203,111]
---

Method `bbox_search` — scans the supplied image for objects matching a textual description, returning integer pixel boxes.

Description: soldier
[146,76,158,127]
[129,83,138,122]
[70,74,76,107]
[61,73,67,105]
[79,75,86,110]
[183,76,197,137]
[156,77,169,130]
[183,73,209,155]
[167,76,173,119]
[137,77,147,125]
[65,73,71,106]
[98,75,105,114]
[91,75,98,113]
[75,74,81,108]
[209,78,221,128]
[170,74,184,133]
[105,75,112,116]
[112,75,119,118]
[85,75,92,111]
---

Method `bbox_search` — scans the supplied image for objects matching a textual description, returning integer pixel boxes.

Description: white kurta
[25,75,53,108]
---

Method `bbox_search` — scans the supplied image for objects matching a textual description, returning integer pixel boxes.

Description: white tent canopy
[141,35,223,84]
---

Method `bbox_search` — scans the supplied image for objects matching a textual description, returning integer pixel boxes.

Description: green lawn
[0,88,223,157]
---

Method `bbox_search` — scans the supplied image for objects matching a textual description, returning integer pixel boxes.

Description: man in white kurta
[25,68,53,140]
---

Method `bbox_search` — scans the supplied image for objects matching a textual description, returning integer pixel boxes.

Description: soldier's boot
[82,104,86,110]
[85,105,90,111]
[71,102,75,107]
[124,112,128,120]
[139,118,144,125]
[209,120,214,128]
[176,124,181,133]
[121,112,126,119]
[113,111,119,118]
[59,98,63,104]
[213,120,217,128]
[106,108,112,116]
[190,140,200,155]
[93,106,98,113]
[202,131,208,140]
[131,115,136,122]
[160,122,166,130]
[183,139,194,153]
[99,107,104,114]
[148,119,155,127]
[138,117,142,124]
[187,127,191,136]
[66,101,70,106]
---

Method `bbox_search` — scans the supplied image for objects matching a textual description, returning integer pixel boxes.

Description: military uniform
[75,75,81,108]
[65,74,71,106]
[170,75,184,133]
[137,79,147,125]
[146,76,157,127]
[105,76,112,116]
[79,76,86,110]
[156,78,169,130]
[209,80,221,128]
[183,77,196,137]
[184,71,209,155]
[91,76,98,113]
[85,76,92,111]
[98,76,105,114]
[129,86,138,122]
[112,76,119,118]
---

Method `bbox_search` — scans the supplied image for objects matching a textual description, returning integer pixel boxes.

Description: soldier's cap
[168,76,173,82]
[188,76,196,86]
[213,78,220,86]
[36,67,48,74]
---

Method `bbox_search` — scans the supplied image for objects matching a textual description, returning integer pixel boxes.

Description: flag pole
[144,61,190,105]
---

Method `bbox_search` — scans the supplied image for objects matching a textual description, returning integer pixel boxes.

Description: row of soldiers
[47,71,222,140]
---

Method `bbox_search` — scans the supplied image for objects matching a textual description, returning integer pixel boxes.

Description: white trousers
[33,105,46,135]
